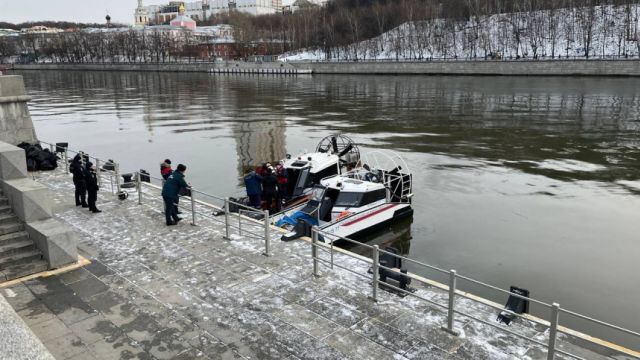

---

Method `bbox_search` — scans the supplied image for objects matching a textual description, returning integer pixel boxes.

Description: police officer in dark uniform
[85,163,101,213]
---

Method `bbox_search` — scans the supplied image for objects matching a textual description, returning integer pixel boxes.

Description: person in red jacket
[276,162,288,203]
[160,159,173,180]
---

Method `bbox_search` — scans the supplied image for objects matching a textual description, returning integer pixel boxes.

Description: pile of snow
[281,4,640,61]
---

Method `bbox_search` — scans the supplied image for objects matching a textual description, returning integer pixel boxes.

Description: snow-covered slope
[281,4,640,61]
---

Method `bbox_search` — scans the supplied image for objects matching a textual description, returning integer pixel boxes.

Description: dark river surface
[16,70,640,351]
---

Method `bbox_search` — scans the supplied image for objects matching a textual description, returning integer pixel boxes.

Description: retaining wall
[11,59,640,76]
[12,61,301,74]
[289,59,640,76]
[0,75,37,145]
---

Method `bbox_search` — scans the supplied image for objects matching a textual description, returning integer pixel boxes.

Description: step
[0,205,12,215]
[0,259,49,282]
[0,240,35,258]
[0,213,18,225]
[0,231,30,247]
[0,249,43,269]
[0,222,24,236]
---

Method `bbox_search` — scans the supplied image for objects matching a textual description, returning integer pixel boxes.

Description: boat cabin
[283,152,341,198]
[297,176,388,223]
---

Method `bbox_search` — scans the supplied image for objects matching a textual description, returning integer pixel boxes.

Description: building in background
[135,0,150,26]
[170,4,197,30]
[135,0,281,25]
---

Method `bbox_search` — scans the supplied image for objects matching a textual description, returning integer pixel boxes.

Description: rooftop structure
[135,0,281,25]
[170,3,197,30]
[19,26,64,34]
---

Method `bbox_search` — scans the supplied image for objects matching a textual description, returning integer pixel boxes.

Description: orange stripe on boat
[342,204,397,226]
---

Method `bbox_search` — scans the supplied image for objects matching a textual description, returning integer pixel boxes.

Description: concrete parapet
[290,59,640,76]
[25,219,78,268]
[0,141,28,180]
[0,75,37,145]
[0,293,55,360]
[13,61,300,73]
[2,178,53,223]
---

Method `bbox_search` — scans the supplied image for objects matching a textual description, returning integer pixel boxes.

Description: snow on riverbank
[281,4,640,61]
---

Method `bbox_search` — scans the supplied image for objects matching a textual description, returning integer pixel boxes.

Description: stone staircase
[0,191,48,282]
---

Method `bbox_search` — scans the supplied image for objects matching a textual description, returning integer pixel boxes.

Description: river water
[16,70,640,351]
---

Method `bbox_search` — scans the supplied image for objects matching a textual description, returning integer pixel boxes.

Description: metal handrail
[309,227,640,359]
[558,308,640,338]
[456,273,552,308]
[377,246,449,275]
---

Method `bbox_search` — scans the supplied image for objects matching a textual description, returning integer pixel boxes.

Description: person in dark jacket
[69,153,88,207]
[262,168,279,213]
[85,163,101,213]
[161,164,188,226]
[244,170,263,209]
[160,159,181,214]
[275,162,288,202]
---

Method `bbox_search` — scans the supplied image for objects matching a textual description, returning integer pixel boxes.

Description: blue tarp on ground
[276,211,319,227]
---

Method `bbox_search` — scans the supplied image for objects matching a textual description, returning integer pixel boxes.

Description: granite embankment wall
[12,61,300,73]
[289,59,640,76]
[0,75,37,145]
[11,59,640,76]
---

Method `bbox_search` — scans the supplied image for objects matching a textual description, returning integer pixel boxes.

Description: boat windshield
[311,186,325,202]
[334,192,363,207]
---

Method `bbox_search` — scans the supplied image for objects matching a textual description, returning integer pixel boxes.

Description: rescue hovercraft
[273,150,414,241]
[228,135,360,213]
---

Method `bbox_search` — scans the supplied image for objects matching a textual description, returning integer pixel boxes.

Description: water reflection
[16,70,640,350]
[234,119,286,179]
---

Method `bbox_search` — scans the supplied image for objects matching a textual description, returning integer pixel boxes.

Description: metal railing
[139,173,273,257]
[309,227,640,360]
[36,140,640,359]
[38,140,121,195]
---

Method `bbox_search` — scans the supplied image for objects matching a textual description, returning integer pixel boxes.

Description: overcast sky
[0,1,166,25]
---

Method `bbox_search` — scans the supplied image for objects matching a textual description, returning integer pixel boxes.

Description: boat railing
[36,140,640,359]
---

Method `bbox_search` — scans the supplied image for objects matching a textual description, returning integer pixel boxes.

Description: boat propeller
[316,134,360,165]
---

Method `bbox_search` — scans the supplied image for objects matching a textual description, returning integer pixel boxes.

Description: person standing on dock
[160,159,173,181]
[161,164,188,226]
[244,170,263,209]
[262,167,279,213]
[85,163,101,213]
[276,161,288,203]
[160,159,181,214]
[70,153,88,208]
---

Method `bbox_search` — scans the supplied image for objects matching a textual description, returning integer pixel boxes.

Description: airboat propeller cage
[316,134,360,166]
[357,150,413,203]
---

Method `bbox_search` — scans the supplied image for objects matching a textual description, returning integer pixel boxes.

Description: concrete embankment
[288,59,640,76]
[11,62,309,75]
[11,59,640,76]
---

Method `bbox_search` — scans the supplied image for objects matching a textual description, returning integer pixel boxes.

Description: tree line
[0,21,124,31]
[0,30,204,63]
[213,0,640,59]
[1,0,639,63]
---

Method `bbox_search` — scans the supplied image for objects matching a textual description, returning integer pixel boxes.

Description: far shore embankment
[287,58,640,76]
[9,61,303,74]
[8,58,640,76]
